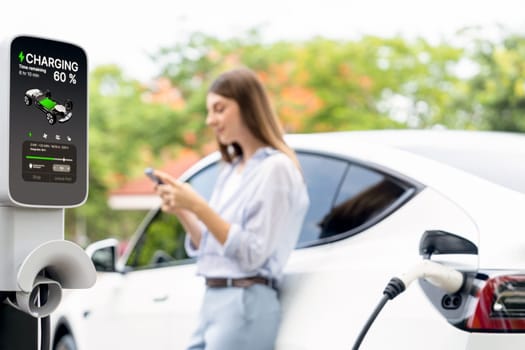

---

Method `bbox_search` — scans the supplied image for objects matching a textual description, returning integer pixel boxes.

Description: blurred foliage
[66,27,525,245]
[65,65,192,243]
[153,32,468,131]
[456,30,525,131]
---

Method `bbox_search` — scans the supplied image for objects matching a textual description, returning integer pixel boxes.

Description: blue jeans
[186,284,281,350]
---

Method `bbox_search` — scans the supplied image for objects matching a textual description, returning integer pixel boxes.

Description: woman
[154,67,309,350]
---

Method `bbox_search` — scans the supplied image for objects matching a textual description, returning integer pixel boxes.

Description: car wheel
[24,95,32,106]
[54,334,77,350]
[47,113,56,125]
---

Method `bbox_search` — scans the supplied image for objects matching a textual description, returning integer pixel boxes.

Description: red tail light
[467,275,525,331]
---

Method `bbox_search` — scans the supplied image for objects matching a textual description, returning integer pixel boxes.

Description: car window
[296,153,413,247]
[126,163,219,269]
[317,164,407,240]
[333,165,384,205]
[296,152,348,246]
[187,163,220,199]
[126,211,187,269]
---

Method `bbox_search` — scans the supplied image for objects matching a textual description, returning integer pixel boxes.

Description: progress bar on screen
[25,155,74,162]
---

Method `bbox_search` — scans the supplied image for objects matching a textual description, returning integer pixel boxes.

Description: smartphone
[144,167,164,184]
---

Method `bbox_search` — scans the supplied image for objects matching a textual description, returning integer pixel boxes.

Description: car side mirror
[85,238,119,272]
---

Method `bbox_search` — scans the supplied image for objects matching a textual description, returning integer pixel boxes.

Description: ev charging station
[0,35,96,348]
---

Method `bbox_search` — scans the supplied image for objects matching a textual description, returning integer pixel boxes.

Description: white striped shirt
[185,147,309,281]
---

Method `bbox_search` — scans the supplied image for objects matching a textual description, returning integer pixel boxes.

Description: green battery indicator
[26,155,74,162]
[26,155,56,161]
[39,97,57,110]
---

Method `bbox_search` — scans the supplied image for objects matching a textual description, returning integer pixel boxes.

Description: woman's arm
[192,200,230,244]
[173,208,204,249]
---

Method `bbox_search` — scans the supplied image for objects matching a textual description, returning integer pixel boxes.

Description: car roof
[286,129,525,195]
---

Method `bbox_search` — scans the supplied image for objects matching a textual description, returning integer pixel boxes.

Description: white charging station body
[0,35,95,318]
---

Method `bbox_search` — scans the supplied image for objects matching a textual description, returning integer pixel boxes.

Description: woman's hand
[154,170,206,216]
[154,170,230,245]
[153,170,205,248]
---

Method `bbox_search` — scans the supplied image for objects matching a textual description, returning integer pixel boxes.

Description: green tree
[66,65,194,243]
[153,32,467,131]
[460,30,525,132]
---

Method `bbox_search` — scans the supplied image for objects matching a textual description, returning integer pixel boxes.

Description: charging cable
[352,260,464,350]
[40,316,50,350]
[38,282,50,350]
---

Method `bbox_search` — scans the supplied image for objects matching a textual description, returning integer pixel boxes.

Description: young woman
[154,67,309,350]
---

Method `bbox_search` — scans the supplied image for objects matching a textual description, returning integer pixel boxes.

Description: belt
[205,277,278,291]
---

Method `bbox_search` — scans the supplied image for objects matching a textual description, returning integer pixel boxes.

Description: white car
[51,130,525,350]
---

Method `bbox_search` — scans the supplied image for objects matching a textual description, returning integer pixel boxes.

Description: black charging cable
[41,316,51,350]
[39,272,51,350]
[352,277,406,350]
[351,260,465,349]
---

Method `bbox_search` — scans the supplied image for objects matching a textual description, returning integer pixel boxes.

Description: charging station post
[0,35,96,349]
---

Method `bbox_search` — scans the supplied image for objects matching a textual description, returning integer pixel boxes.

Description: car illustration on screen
[24,88,73,125]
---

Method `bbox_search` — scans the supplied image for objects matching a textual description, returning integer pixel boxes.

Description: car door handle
[152,294,169,303]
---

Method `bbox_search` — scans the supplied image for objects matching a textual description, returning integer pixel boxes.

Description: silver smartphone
[144,167,163,184]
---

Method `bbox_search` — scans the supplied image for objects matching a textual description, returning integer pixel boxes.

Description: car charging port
[441,293,462,310]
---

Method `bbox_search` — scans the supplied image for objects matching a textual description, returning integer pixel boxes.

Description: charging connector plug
[383,277,406,300]
[399,260,464,294]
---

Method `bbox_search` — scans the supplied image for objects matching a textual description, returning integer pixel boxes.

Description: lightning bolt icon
[18,51,25,63]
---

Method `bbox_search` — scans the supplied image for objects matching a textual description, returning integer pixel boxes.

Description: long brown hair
[208,67,300,169]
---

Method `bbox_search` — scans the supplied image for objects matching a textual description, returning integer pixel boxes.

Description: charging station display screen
[9,36,87,206]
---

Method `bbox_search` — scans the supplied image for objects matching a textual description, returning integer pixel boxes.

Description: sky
[2,0,525,81]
